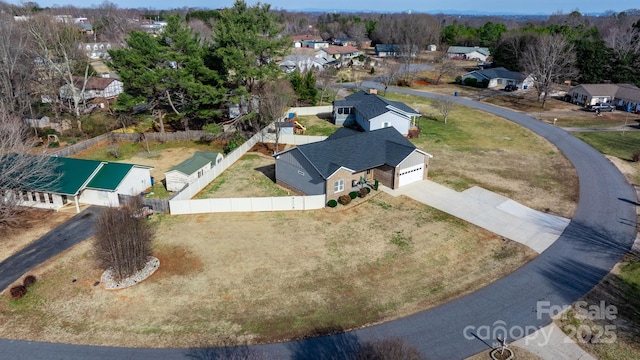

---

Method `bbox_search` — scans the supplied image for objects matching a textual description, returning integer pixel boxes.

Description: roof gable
[283,127,418,179]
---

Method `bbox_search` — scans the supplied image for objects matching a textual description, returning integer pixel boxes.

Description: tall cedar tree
[93,202,154,282]
[108,15,225,131]
[211,0,289,100]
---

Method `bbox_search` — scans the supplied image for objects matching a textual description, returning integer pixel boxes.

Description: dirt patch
[0,193,536,348]
[249,142,286,156]
[0,210,74,263]
[125,148,202,181]
[152,244,204,279]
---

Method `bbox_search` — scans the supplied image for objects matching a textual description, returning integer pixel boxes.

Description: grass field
[0,194,536,347]
[383,92,578,218]
[574,132,640,184]
[296,114,339,136]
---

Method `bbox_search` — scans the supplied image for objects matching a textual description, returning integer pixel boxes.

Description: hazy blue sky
[29,0,640,14]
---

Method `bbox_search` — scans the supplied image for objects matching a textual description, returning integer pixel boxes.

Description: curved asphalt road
[1,85,637,359]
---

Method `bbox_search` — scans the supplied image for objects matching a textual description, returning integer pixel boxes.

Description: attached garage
[398,164,424,187]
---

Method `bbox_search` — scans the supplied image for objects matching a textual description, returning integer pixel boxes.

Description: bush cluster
[632,151,640,162]
[8,274,38,300]
[327,199,338,208]
[359,187,370,198]
[349,191,358,199]
[10,285,27,300]
[338,194,352,205]
[23,275,37,288]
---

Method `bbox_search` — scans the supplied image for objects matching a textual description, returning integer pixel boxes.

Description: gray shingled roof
[467,67,527,81]
[342,91,419,121]
[447,46,491,56]
[281,127,418,179]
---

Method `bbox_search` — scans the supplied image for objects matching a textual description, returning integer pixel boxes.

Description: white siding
[368,113,410,135]
[165,171,189,192]
[118,167,152,195]
[80,189,119,207]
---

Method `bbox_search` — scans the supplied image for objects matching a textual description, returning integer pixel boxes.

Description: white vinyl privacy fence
[169,195,326,214]
[169,106,330,215]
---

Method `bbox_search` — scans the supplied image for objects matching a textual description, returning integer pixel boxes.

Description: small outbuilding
[164,152,223,192]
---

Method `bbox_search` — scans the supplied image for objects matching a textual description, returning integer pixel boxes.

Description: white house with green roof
[164,151,223,192]
[2,156,153,213]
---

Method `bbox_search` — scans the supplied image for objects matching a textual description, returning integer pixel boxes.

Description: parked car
[504,84,518,92]
[588,103,615,112]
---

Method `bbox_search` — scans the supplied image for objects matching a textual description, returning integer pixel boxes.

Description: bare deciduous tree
[29,15,92,121]
[0,114,57,228]
[379,60,402,96]
[520,34,577,109]
[93,198,155,282]
[434,98,456,124]
[0,15,34,117]
[259,79,295,153]
[433,52,457,85]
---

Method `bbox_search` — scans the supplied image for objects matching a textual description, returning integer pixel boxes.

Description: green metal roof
[168,151,220,176]
[46,157,103,196]
[86,162,134,191]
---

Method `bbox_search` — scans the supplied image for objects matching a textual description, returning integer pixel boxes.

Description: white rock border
[100,256,160,290]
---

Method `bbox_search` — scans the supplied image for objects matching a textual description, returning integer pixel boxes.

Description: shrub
[359,187,368,198]
[632,151,640,162]
[374,180,379,190]
[23,275,37,288]
[338,194,351,205]
[327,199,338,208]
[349,191,358,199]
[10,285,27,300]
[47,141,60,148]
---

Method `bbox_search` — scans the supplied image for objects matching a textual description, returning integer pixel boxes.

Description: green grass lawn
[574,132,640,161]
[296,115,339,136]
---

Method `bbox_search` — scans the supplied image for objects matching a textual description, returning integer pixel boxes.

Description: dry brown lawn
[0,193,536,347]
[1,210,74,262]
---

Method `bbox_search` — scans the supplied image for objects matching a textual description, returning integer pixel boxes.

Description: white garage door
[398,164,424,187]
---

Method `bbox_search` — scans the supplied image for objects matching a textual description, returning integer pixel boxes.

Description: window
[48,193,53,203]
[334,179,344,193]
[338,108,343,114]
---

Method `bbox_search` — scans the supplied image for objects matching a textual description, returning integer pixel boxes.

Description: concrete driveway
[383,181,570,254]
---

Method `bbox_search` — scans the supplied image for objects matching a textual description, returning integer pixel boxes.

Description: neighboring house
[447,46,491,61]
[59,77,124,101]
[332,38,357,47]
[316,45,360,61]
[461,67,534,89]
[567,83,640,111]
[0,155,152,213]
[301,40,330,50]
[375,44,400,57]
[279,55,328,73]
[292,34,324,48]
[164,152,224,192]
[273,127,433,201]
[332,90,421,137]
